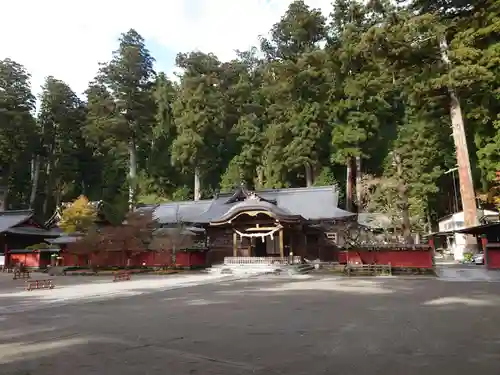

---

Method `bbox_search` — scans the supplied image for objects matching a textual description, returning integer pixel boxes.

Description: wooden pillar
[233,232,238,257]
[279,229,284,258]
[301,228,309,257]
[482,236,488,268]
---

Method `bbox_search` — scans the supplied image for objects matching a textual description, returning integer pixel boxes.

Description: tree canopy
[0,1,499,231]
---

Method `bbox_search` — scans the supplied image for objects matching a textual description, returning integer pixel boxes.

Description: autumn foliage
[66,207,182,265]
[59,195,97,234]
[99,209,158,256]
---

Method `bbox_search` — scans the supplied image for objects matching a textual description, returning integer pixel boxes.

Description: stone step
[288,264,315,275]
[207,263,316,276]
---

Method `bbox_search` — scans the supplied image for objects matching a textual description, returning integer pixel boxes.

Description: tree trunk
[305,163,314,187]
[55,179,63,208]
[128,138,137,211]
[345,157,355,212]
[426,208,433,234]
[29,155,41,209]
[393,152,413,244]
[2,186,9,212]
[43,158,53,216]
[449,90,478,223]
[355,156,362,213]
[440,36,478,249]
[256,166,264,189]
[194,167,201,201]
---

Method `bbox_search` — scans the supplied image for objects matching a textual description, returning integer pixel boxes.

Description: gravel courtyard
[1,275,500,375]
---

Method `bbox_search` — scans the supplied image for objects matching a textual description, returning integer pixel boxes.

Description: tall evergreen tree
[171,52,225,199]
[0,58,37,209]
[37,76,89,215]
[85,29,156,210]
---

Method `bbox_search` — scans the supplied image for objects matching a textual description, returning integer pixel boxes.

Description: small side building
[0,210,61,268]
[437,209,499,260]
[455,222,500,269]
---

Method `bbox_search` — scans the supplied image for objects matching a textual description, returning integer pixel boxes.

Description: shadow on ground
[1,276,500,375]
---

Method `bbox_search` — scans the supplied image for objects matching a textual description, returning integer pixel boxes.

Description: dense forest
[0,0,499,230]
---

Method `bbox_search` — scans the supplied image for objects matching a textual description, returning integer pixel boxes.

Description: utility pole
[439,37,478,243]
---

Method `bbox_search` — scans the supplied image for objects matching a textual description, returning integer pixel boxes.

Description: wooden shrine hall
[147,185,356,264]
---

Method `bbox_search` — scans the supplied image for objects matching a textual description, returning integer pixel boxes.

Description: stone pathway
[436,266,500,282]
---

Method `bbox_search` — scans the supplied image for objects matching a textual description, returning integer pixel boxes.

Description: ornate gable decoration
[245,192,261,202]
[225,185,277,205]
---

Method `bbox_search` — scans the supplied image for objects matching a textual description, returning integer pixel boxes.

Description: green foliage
[0,58,37,209]
[463,252,473,262]
[0,0,499,233]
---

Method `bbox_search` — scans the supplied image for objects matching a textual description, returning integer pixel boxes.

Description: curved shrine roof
[150,185,355,225]
[209,195,303,225]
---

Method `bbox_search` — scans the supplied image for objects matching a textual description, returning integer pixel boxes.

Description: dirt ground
[1,274,500,375]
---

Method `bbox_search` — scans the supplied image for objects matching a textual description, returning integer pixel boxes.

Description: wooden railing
[224,256,301,265]
[113,271,131,282]
[25,279,55,291]
[345,264,392,276]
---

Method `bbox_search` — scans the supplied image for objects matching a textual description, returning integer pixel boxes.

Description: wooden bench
[345,264,392,277]
[13,270,31,280]
[113,271,131,282]
[25,279,54,291]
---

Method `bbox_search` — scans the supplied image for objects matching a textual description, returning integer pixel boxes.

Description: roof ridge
[257,186,336,194]
[0,209,33,215]
[154,199,213,207]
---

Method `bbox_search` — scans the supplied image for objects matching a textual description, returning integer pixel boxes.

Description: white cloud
[0,0,330,99]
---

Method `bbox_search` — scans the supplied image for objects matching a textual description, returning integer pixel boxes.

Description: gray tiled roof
[6,227,62,237]
[153,200,213,224]
[153,186,354,224]
[195,197,232,223]
[46,236,81,244]
[258,186,354,220]
[0,210,33,233]
[9,248,60,254]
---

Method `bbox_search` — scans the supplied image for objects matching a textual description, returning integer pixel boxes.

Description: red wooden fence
[486,243,500,269]
[337,248,434,269]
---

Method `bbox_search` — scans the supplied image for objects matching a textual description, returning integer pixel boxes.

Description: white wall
[438,210,498,260]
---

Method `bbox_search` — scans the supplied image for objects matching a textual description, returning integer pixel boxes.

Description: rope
[233,224,283,241]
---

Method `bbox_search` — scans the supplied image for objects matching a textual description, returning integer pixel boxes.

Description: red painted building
[1,210,61,268]
[454,222,500,269]
[45,231,208,269]
[337,246,434,269]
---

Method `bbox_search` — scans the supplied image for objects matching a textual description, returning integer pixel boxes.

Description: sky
[0,0,330,99]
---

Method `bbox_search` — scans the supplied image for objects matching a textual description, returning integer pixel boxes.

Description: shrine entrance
[253,237,267,257]
[210,200,306,261]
